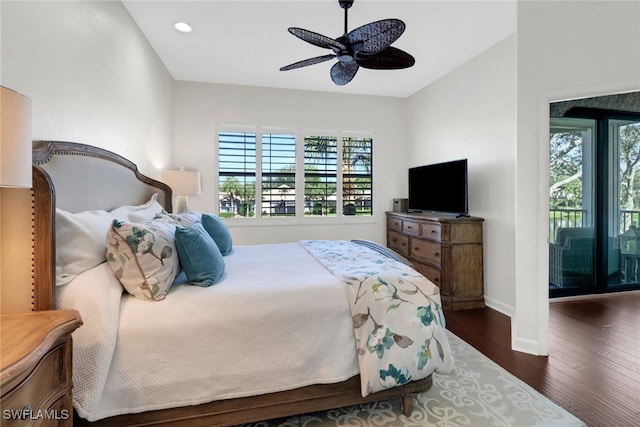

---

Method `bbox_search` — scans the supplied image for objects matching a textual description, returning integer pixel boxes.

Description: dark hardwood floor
[444,291,640,427]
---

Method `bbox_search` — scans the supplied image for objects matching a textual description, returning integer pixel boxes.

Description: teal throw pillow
[201,214,233,255]
[174,223,225,287]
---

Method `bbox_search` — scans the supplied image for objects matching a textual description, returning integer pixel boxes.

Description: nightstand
[1,310,82,426]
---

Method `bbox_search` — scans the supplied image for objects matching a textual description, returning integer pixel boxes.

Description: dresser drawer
[420,222,441,240]
[410,238,442,265]
[387,230,409,256]
[2,344,65,422]
[413,262,442,288]
[386,216,402,232]
[402,220,420,235]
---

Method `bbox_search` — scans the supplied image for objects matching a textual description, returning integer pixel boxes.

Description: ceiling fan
[279,0,415,86]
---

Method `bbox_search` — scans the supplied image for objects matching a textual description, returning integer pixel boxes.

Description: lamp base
[174,195,190,214]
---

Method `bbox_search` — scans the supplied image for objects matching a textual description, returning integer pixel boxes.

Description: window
[217,128,373,220]
[304,136,337,216]
[218,131,256,217]
[342,137,373,216]
[262,133,296,217]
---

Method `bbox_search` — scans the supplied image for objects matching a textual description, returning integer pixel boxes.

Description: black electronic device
[408,159,468,216]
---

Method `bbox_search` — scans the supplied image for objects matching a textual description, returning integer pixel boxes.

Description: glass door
[608,119,640,288]
[549,109,640,297]
[549,118,596,294]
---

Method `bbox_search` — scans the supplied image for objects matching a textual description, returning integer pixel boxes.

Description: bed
[31,140,454,426]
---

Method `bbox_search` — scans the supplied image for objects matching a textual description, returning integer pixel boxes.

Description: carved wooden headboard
[31,141,172,310]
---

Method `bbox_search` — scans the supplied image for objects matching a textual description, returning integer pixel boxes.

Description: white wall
[515,0,640,354]
[173,81,409,245]
[4,1,635,354]
[0,0,174,312]
[406,35,517,316]
[1,0,174,178]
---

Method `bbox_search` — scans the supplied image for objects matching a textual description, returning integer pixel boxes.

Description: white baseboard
[485,297,546,355]
[511,333,545,355]
[484,296,514,317]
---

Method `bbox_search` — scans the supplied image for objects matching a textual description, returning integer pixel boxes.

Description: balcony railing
[549,208,640,244]
[621,209,640,232]
[549,208,587,243]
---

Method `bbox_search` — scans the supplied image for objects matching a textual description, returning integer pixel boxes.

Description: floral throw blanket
[301,240,455,397]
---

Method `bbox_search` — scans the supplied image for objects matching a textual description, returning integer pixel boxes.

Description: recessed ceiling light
[174,22,192,33]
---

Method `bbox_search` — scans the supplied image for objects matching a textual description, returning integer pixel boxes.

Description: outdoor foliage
[549,121,640,210]
[549,131,584,209]
[619,123,640,210]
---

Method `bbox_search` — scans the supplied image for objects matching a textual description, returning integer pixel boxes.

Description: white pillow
[153,211,201,228]
[54,195,166,287]
[55,209,116,286]
[111,193,165,222]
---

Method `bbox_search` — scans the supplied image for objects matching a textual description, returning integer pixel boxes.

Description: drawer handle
[434,252,440,257]
[431,229,437,234]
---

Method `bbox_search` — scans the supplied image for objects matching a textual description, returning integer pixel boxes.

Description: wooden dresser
[386,211,485,309]
[1,310,82,426]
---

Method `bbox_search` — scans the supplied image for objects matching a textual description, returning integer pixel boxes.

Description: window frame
[215,125,375,225]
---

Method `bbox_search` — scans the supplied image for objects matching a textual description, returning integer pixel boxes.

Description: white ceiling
[123,0,516,98]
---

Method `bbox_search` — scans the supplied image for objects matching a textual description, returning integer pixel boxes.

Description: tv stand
[385,211,484,310]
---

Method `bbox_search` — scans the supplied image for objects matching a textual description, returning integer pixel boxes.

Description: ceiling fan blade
[346,19,406,55]
[280,54,337,71]
[288,28,346,51]
[355,46,415,70]
[330,61,359,85]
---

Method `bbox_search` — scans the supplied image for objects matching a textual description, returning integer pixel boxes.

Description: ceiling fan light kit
[280,0,415,85]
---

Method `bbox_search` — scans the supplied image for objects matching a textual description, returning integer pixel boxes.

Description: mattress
[57,242,359,421]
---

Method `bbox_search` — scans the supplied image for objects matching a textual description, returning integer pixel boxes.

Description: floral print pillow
[106,219,180,301]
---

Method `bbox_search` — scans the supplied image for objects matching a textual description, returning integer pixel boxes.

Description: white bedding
[58,243,359,421]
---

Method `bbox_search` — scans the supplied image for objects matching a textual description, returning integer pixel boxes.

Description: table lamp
[163,167,201,213]
[1,85,33,312]
[1,86,32,187]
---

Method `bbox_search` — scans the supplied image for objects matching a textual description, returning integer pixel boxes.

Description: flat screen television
[408,159,468,215]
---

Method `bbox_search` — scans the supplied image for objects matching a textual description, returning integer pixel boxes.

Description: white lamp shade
[1,86,32,188]
[163,167,201,195]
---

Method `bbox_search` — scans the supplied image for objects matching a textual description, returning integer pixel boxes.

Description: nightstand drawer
[2,344,66,421]
[387,230,409,256]
[1,310,81,427]
[411,238,442,265]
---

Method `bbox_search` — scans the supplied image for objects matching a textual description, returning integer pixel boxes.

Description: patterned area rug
[239,331,585,427]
